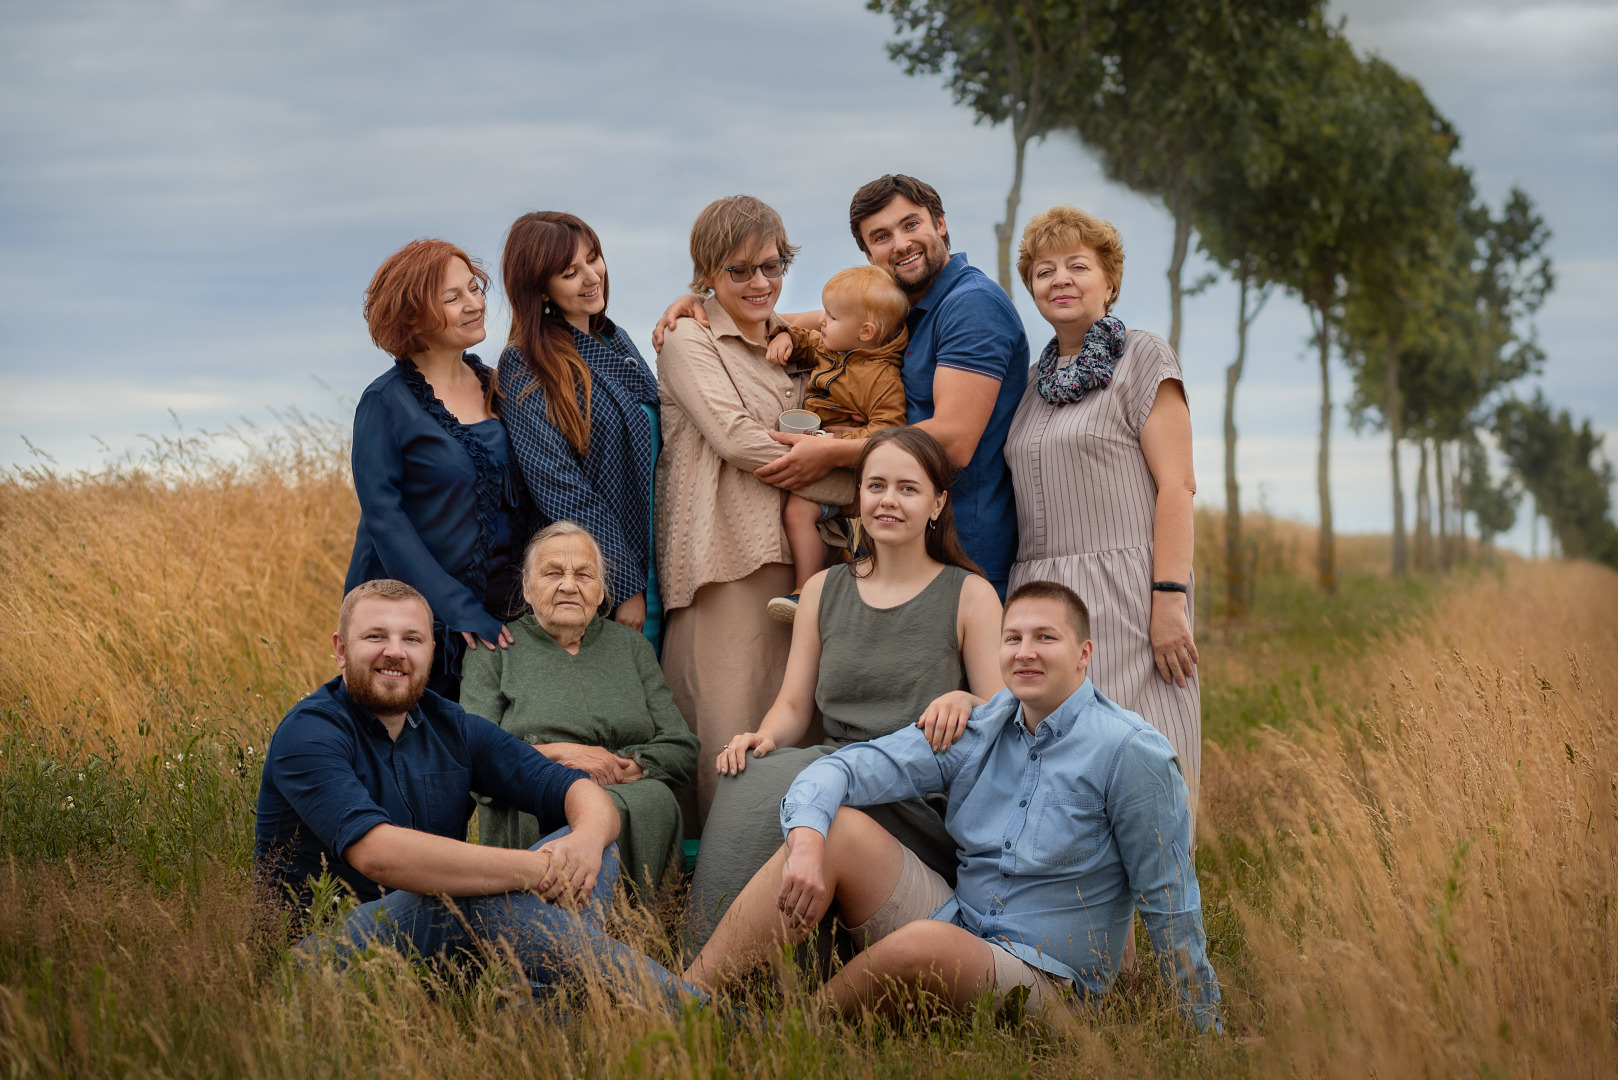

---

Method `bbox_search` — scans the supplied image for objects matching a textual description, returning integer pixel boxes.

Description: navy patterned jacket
[498,320,660,607]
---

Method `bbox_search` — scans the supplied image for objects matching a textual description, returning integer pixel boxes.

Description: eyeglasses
[721,258,789,283]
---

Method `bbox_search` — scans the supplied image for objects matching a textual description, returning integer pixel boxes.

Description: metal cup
[777,409,823,435]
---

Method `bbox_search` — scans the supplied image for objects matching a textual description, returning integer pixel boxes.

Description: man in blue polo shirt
[255,578,695,1001]
[654,176,1029,595]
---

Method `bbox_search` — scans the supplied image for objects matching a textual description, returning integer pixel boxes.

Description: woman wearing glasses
[498,211,665,645]
[656,195,855,829]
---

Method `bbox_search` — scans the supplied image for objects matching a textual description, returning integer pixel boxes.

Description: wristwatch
[1151,580,1188,594]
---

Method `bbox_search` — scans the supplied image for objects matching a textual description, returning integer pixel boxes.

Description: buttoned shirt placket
[993,715,1046,919]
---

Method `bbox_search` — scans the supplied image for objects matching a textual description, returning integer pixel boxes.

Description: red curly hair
[363,238,490,360]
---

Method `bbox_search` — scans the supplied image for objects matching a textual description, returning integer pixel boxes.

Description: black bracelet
[1151,580,1188,594]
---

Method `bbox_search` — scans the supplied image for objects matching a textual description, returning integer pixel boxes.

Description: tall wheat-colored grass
[1201,559,1618,1077]
[0,432,1613,1077]
[0,421,356,744]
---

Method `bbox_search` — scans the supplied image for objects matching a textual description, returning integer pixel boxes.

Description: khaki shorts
[845,844,1076,1016]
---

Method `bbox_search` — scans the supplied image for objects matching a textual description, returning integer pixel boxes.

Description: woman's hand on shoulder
[612,592,647,632]
[717,731,775,776]
[461,625,514,652]
[652,294,710,351]
[916,690,981,752]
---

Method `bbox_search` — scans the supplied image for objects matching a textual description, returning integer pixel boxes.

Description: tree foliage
[1067,0,1320,353]
[869,0,1105,290]
[1495,393,1618,567]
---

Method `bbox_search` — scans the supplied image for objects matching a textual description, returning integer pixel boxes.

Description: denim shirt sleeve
[268,708,393,864]
[498,359,638,595]
[1108,730,1224,1033]
[780,723,974,840]
[351,389,503,640]
[460,707,590,831]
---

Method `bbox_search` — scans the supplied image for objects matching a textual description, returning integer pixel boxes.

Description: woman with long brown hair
[498,212,664,643]
[687,426,1003,946]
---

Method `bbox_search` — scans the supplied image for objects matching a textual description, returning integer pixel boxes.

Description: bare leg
[683,807,902,991]
[821,920,996,1018]
[783,494,827,591]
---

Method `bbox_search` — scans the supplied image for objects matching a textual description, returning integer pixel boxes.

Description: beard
[343,659,430,717]
[892,235,950,294]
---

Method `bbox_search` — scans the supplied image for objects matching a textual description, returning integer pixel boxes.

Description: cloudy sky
[2,0,1613,551]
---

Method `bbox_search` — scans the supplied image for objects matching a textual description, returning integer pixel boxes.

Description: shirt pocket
[1029,791,1108,868]
[420,768,474,839]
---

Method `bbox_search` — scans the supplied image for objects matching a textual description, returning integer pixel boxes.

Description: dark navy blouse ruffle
[344,354,529,678]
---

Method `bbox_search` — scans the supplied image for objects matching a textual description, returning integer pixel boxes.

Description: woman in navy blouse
[497,212,664,645]
[345,239,531,699]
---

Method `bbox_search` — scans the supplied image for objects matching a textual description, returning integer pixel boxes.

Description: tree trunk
[1314,306,1336,593]
[1384,334,1407,577]
[1436,440,1450,571]
[1223,273,1249,619]
[1166,189,1192,355]
[994,128,1028,295]
[1455,443,1469,565]
[1415,440,1431,572]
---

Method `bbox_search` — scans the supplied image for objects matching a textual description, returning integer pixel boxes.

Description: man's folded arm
[780,723,970,839]
[1108,730,1224,1033]
[267,714,393,868]
[463,711,591,829]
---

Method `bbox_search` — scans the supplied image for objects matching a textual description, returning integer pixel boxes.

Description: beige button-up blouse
[654,297,856,611]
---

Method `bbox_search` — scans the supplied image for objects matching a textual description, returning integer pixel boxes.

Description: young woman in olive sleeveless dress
[689,428,1003,946]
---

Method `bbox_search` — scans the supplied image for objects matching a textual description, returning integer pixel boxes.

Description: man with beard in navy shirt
[255,578,695,1001]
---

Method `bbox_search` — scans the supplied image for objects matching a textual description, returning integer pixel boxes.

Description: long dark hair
[500,211,610,455]
[852,427,983,579]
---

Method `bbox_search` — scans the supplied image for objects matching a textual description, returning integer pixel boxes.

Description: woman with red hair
[345,239,531,700]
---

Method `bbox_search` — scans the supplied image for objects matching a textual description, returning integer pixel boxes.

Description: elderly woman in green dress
[463,521,700,895]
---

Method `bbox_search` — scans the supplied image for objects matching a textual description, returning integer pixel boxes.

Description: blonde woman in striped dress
[1004,206,1202,813]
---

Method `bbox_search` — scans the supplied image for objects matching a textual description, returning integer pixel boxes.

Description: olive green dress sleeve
[457,641,508,728]
[617,632,700,787]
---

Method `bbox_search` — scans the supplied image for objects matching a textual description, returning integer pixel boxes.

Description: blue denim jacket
[781,681,1223,1031]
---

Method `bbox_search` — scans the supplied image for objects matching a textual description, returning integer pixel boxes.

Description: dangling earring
[542,298,554,317]
[928,517,939,530]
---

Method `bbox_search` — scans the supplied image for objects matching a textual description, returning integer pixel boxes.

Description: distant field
[1,430,1613,1078]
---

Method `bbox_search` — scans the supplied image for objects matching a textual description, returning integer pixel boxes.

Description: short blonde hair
[822,265,909,344]
[1017,206,1125,310]
[522,521,611,609]
[688,195,799,294]
[338,579,433,641]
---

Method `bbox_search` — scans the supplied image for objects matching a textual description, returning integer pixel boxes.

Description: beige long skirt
[662,562,795,834]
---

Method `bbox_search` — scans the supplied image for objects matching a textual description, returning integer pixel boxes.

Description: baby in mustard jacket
[763,265,909,622]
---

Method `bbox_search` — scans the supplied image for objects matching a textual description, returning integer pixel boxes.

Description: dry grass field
[1,430,1613,1078]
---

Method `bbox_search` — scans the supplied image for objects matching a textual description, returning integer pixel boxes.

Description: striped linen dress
[1005,329,1202,808]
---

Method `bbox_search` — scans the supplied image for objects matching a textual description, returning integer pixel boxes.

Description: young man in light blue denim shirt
[683,581,1222,1032]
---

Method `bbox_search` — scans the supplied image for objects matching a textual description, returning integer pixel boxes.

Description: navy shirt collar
[908,252,971,322]
[331,676,426,738]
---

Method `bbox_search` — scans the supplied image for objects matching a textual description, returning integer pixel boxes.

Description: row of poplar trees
[870,0,1618,609]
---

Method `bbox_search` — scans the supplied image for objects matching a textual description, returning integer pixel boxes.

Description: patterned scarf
[1035,315,1126,406]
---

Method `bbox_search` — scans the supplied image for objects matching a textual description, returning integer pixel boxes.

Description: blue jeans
[307,828,699,1006]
